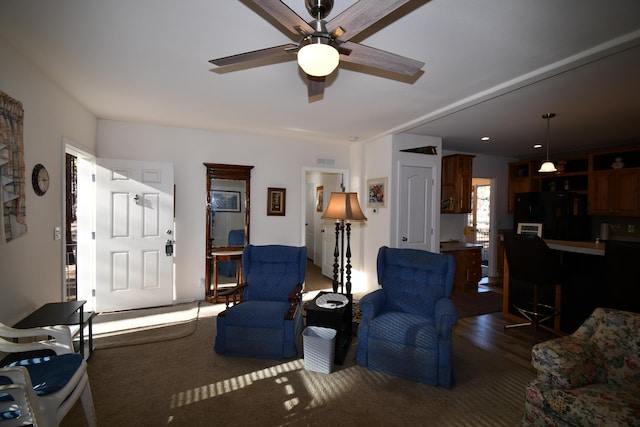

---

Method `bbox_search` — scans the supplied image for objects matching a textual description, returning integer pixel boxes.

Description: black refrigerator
[513,191,590,241]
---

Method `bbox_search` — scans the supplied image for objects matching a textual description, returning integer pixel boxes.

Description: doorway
[64,140,96,310]
[467,178,492,278]
[301,167,348,279]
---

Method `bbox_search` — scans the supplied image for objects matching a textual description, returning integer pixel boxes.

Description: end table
[305,292,353,365]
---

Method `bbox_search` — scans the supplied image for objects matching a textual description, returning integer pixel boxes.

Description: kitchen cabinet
[508,158,588,213]
[441,154,474,214]
[588,146,640,217]
[507,161,536,213]
[441,244,482,290]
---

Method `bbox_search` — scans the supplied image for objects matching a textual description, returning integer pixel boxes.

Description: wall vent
[317,158,335,165]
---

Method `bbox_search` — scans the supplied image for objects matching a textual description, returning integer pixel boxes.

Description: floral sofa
[523,307,640,426]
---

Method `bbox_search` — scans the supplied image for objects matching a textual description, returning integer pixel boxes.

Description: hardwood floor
[454,311,559,372]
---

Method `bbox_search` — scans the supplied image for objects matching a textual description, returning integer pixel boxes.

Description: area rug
[451,290,503,318]
[63,312,534,427]
[92,302,200,349]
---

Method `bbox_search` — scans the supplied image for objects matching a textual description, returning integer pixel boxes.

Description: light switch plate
[54,226,62,240]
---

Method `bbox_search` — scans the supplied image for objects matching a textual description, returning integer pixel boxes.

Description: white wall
[0,36,98,324]
[96,120,351,302]
[356,133,443,292]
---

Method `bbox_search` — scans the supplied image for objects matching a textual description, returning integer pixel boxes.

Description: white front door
[95,158,174,312]
[398,164,435,251]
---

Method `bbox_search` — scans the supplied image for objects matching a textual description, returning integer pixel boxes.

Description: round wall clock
[32,163,50,196]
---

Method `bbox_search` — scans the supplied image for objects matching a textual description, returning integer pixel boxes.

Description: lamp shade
[322,192,367,221]
[297,38,339,77]
[538,160,557,173]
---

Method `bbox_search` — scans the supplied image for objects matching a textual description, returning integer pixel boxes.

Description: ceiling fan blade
[307,75,325,97]
[249,0,315,36]
[328,0,411,42]
[339,42,424,77]
[210,44,297,67]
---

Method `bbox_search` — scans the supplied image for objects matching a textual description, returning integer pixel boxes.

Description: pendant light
[538,113,557,173]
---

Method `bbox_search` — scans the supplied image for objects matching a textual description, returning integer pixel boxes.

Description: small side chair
[0,321,97,426]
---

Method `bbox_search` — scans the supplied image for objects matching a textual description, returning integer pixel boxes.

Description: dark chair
[355,246,457,388]
[503,232,562,338]
[603,240,640,314]
[217,229,245,277]
[214,244,306,359]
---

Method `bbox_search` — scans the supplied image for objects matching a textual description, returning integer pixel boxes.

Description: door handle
[402,237,408,241]
[165,240,174,256]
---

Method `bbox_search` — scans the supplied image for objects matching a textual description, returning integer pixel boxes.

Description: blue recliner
[356,246,457,388]
[214,244,306,359]
[217,229,245,277]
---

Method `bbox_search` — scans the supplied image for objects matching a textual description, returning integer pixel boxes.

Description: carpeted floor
[63,303,533,427]
[91,302,202,349]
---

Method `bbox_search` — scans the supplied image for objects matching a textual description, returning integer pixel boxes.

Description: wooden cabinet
[589,169,640,216]
[588,146,640,217]
[508,158,588,213]
[507,161,536,213]
[446,247,482,290]
[441,154,475,213]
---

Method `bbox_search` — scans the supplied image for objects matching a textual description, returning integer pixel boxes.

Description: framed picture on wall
[367,177,387,208]
[211,190,241,212]
[267,187,286,216]
[316,186,324,212]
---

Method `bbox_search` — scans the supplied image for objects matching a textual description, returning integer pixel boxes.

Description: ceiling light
[538,113,557,173]
[533,144,542,149]
[481,136,490,141]
[298,36,339,77]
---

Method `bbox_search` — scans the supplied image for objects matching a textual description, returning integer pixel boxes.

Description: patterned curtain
[0,91,27,242]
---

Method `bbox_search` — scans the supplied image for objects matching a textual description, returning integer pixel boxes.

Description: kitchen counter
[439,242,483,290]
[545,239,605,256]
[439,242,483,253]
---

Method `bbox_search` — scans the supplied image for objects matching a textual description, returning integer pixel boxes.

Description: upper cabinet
[588,146,640,216]
[441,154,474,214]
[507,145,640,217]
[507,158,589,212]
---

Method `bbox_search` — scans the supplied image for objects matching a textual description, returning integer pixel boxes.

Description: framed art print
[367,177,387,208]
[267,187,286,216]
[316,186,324,212]
[211,190,241,212]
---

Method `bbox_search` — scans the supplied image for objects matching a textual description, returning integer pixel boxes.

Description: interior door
[305,182,315,262]
[398,164,434,251]
[95,158,174,311]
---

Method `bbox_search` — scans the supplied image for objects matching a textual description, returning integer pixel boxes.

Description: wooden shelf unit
[588,146,640,216]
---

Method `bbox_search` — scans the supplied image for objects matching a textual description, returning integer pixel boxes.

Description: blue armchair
[214,245,307,359]
[217,229,245,277]
[356,246,457,388]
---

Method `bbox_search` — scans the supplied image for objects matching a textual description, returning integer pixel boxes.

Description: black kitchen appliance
[513,192,590,241]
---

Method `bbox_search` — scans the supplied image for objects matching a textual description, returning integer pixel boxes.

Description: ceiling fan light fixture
[297,36,339,77]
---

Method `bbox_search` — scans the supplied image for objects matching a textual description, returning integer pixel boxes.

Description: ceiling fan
[209,0,425,97]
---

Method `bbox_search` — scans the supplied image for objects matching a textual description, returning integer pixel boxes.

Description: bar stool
[503,232,562,339]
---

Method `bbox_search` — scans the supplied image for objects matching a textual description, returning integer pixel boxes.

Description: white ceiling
[1,0,639,159]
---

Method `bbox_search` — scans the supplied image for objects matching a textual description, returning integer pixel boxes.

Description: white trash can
[303,326,336,374]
